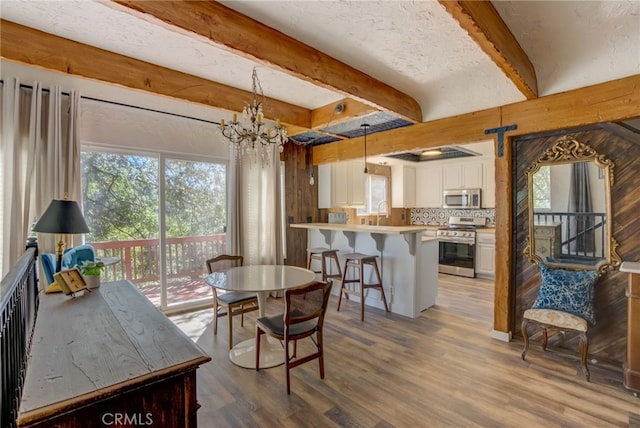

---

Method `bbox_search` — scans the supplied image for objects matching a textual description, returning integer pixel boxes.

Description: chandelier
[219,68,288,163]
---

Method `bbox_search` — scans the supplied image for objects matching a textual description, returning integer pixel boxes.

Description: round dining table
[205,264,316,369]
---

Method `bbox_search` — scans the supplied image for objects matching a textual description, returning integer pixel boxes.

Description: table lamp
[32,197,90,273]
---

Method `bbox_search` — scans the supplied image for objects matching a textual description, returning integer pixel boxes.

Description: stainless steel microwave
[443,188,481,209]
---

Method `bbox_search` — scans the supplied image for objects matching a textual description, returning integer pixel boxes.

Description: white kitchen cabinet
[482,159,496,208]
[332,160,366,207]
[415,165,443,208]
[442,161,483,190]
[317,163,332,208]
[391,165,416,208]
[475,231,495,279]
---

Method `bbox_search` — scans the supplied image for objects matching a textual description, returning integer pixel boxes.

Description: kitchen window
[357,174,388,216]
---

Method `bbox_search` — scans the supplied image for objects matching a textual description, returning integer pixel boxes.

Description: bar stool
[306,247,342,283]
[337,253,389,321]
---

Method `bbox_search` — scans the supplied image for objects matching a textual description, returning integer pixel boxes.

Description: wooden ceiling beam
[109,0,422,123]
[0,19,311,128]
[439,0,538,99]
[284,99,378,141]
[313,74,640,164]
[311,99,379,131]
[313,107,500,164]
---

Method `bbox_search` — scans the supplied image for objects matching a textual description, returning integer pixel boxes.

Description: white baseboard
[491,329,512,342]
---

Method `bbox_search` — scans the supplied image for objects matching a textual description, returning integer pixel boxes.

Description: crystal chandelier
[219,68,288,163]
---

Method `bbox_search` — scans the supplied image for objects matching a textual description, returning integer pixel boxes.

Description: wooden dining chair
[206,255,259,349]
[255,281,332,394]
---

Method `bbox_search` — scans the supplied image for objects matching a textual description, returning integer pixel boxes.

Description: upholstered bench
[521,308,590,380]
[520,262,599,381]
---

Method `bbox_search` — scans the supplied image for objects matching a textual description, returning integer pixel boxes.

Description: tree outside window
[532,165,551,210]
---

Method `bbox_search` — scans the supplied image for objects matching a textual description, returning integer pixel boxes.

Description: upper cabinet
[324,159,366,207]
[442,161,483,190]
[415,165,442,208]
[391,165,416,208]
[415,159,492,208]
[319,153,495,210]
[317,163,332,209]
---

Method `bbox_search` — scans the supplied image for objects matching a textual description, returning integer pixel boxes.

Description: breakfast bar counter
[290,223,438,318]
[290,223,432,234]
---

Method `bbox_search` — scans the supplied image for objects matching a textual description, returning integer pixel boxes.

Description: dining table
[205,264,317,369]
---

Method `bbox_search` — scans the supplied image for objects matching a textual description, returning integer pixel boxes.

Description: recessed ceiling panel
[289,132,341,146]
[386,146,480,163]
[322,112,412,138]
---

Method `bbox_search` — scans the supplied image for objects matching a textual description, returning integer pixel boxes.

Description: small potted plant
[78,260,105,289]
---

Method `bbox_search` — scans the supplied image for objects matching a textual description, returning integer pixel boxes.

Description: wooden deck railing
[534,212,606,261]
[90,235,227,284]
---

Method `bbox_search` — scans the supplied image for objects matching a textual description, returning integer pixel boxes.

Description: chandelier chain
[218,67,288,164]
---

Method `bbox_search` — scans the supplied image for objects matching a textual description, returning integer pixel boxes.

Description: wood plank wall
[513,126,640,368]
[282,143,320,268]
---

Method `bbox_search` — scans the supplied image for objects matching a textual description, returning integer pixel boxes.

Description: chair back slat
[285,281,331,326]
[206,255,243,273]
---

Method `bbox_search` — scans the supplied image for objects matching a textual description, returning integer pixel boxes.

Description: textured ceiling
[1,0,639,148]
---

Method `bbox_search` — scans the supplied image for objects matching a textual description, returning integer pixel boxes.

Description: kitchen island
[290,223,438,318]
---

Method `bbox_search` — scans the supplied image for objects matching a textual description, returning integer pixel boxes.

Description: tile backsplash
[410,208,495,227]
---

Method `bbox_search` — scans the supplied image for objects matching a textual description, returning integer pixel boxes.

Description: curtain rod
[0,79,220,126]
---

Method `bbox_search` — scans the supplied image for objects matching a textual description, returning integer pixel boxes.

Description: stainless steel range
[437,216,487,278]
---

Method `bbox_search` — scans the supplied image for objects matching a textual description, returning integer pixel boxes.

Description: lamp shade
[33,199,90,234]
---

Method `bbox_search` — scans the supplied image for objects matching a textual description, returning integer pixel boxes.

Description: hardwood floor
[172,274,639,427]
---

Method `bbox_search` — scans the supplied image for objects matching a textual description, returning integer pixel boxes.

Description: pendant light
[362,123,369,174]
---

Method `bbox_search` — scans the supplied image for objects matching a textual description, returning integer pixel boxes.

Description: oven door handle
[437,237,476,245]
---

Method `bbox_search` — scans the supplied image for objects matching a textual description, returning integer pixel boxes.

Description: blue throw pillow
[531,262,599,324]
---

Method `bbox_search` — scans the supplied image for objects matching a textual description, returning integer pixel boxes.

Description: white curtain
[0,79,81,278]
[227,146,285,266]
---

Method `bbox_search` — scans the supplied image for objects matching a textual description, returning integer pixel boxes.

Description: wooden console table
[17,280,211,427]
[620,262,640,393]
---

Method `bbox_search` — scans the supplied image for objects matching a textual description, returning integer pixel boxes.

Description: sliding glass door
[81,149,227,311]
[162,157,226,308]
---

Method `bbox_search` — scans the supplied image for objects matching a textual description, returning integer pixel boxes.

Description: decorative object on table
[78,260,105,289]
[218,67,288,164]
[53,268,90,297]
[205,254,259,349]
[41,244,97,288]
[32,195,90,273]
[255,281,332,394]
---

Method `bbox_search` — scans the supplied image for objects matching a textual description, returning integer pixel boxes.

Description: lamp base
[56,238,65,272]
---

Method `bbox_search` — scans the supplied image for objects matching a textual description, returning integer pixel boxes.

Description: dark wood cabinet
[17,281,211,427]
[621,262,640,393]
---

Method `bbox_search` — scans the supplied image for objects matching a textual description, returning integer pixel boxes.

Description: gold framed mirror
[523,135,621,273]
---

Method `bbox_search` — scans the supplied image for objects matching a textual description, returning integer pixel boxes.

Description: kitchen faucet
[376,200,389,226]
